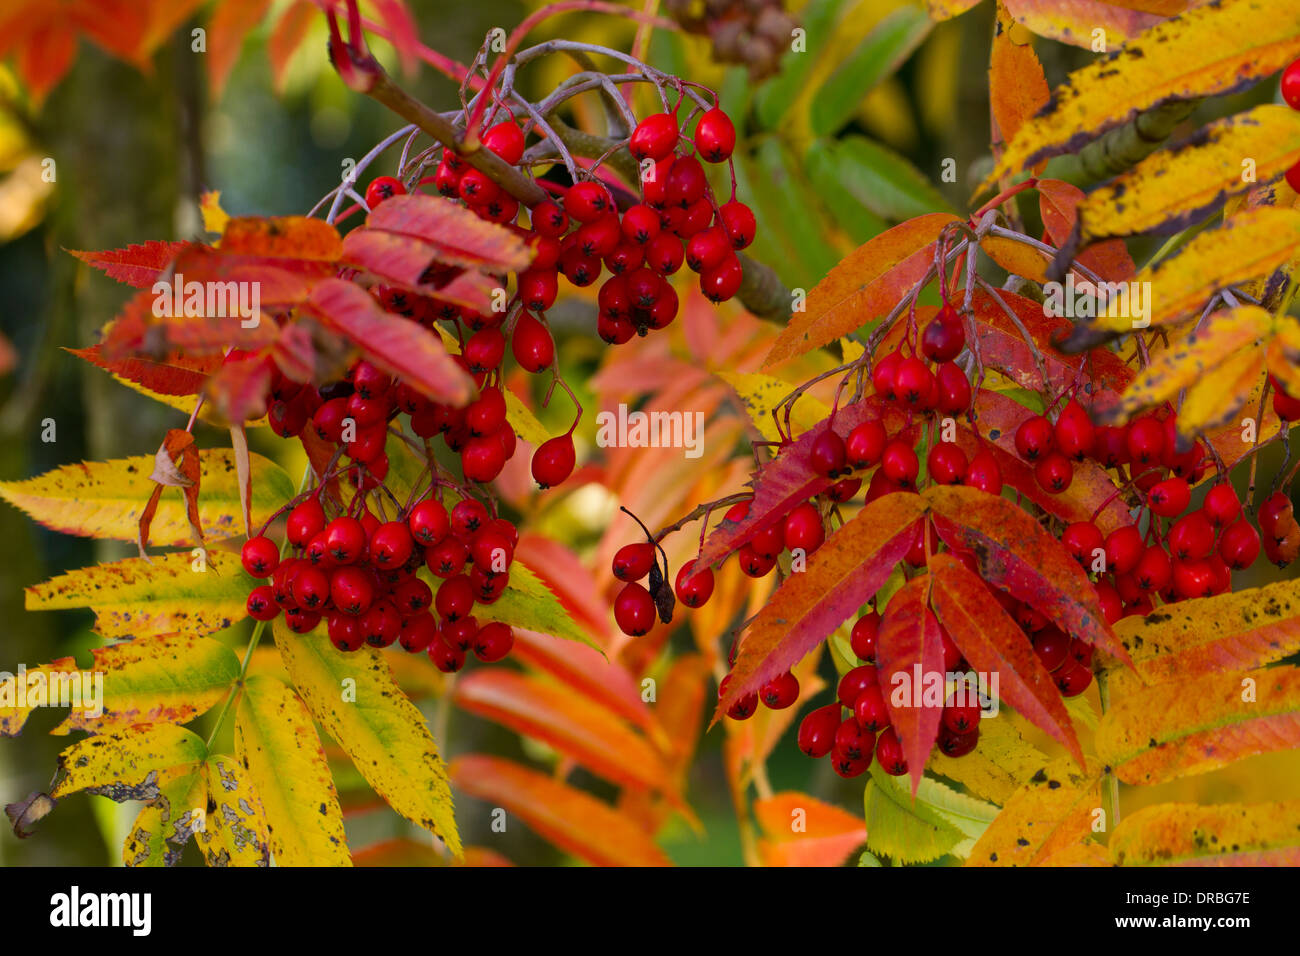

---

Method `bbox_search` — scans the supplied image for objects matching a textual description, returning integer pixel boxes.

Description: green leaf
[754,0,847,130]
[811,6,931,137]
[806,139,888,241]
[858,850,884,866]
[273,622,461,856]
[813,135,953,223]
[863,764,964,865]
[461,560,602,652]
[876,770,1000,858]
[752,138,842,289]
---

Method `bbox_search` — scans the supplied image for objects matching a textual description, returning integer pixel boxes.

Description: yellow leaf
[122,762,207,867]
[986,0,1300,184]
[53,723,207,800]
[1079,106,1300,242]
[925,0,983,19]
[200,190,229,236]
[1177,344,1265,435]
[717,371,831,442]
[1110,799,1300,865]
[1097,666,1300,785]
[929,709,1049,805]
[981,234,1089,283]
[234,675,351,866]
[965,758,1101,866]
[1002,0,1164,49]
[1106,305,1270,423]
[274,623,461,856]
[198,755,272,866]
[27,550,252,642]
[0,449,294,546]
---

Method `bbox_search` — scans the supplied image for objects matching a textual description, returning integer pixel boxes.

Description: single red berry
[872,352,903,401]
[1203,484,1242,527]
[1126,416,1166,467]
[850,611,880,663]
[760,671,800,709]
[837,664,878,709]
[1015,416,1055,462]
[1054,400,1096,461]
[1054,659,1093,697]
[942,696,981,735]
[894,357,935,409]
[938,725,980,758]
[291,565,330,611]
[407,499,449,546]
[1105,525,1144,574]
[798,704,842,758]
[530,201,568,237]
[1093,425,1130,468]
[1272,377,1300,420]
[964,449,1003,496]
[613,542,656,582]
[1173,558,1217,600]
[845,420,887,469]
[518,268,558,312]
[675,559,715,608]
[1134,545,1173,592]
[831,748,872,778]
[928,442,968,485]
[1148,477,1191,518]
[834,718,870,761]
[435,574,475,622]
[1032,627,1070,672]
[1035,452,1074,493]
[810,429,847,478]
[718,201,756,249]
[512,311,555,373]
[1069,637,1094,668]
[397,612,438,654]
[629,112,678,161]
[481,121,525,164]
[737,544,776,577]
[241,536,280,578]
[935,361,972,414]
[428,637,467,673]
[614,581,656,636]
[565,181,613,222]
[685,226,732,273]
[749,523,784,560]
[287,497,326,548]
[285,607,321,634]
[328,612,365,652]
[246,585,279,621]
[783,502,825,554]
[700,255,743,302]
[325,517,367,565]
[392,577,434,618]
[473,622,515,663]
[329,566,374,616]
[881,439,920,488]
[532,434,577,488]
[1095,580,1123,624]
[875,728,908,776]
[920,311,965,362]
[364,176,405,208]
[694,108,736,162]
[645,233,685,274]
[853,684,890,732]
[1061,522,1104,568]
[1218,519,1260,570]
[1168,511,1215,561]
[361,599,402,648]
[1281,58,1300,110]
[664,155,707,207]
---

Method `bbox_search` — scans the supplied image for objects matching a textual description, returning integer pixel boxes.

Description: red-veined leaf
[361,194,533,273]
[68,240,191,288]
[876,574,946,794]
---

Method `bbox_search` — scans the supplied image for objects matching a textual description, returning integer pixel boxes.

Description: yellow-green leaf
[1097,666,1300,785]
[466,560,601,652]
[965,759,1101,866]
[273,623,461,856]
[0,449,293,545]
[122,762,207,867]
[26,550,252,641]
[198,754,271,867]
[862,765,964,864]
[234,674,351,866]
[54,723,207,801]
[986,0,1300,184]
[1110,799,1300,865]
[1177,343,1265,435]
[929,708,1049,804]
[717,371,831,442]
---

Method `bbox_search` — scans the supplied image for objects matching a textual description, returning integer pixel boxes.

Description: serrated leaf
[877,575,947,794]
[929,712,1049,804]
[966,758,1101,866]
[69,240,190,289]
[449,754,670,866]
[765,213,957,367]
[466,560,601,652]
[359,193,533,272]
[1078,106,1300,242]
[806,140,889,239]
[27,550,251,641]
[0,449,292,546]
[929,554,1084,766]
[986,0,1300,184]
[754,791,867,867]
[234,674,351,866]
[877,770,1000,858]
[717,490,929,720]
[198,754,271,866]
[1110,799,1300,865]
[0,632,237,737]
[1178,343,1266,435]
[863,765,964,864]
[926,485,1130,664]
[122,762,207,867]
[53,723,207,801]
[1096,665,1300,785]
[273,623,460,855]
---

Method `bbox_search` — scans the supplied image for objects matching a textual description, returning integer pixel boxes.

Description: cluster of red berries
[793,607,984,778]
[1281,58,1300,191]
[425,106,752,348]
[242,489,518,672]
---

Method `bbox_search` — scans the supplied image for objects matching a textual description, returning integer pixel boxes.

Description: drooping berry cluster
[243,484,518,672]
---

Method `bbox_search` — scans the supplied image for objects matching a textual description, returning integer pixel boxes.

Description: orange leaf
[449,755,672,866]
[268,0,316,92]
[876,575,946,794]
[1038,179,1137,282]
[207,0,273,99]
[929,553,1084,766]
[764,213,958,367]
[451,670,681,804]
[717,491,930,720]
[66,345,217,398]
[69,240,191,289]
[137,429,204,560]
[754,792,867,867]
[925,484,1130,666]
[990,3,1049,169]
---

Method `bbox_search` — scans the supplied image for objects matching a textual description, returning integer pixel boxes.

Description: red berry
[685,226,732,273]
[1035,452,1073,493]
[397,612,438,654]
[1093,425,1131,468]
[1054,400,1095,461]
[850,611,880,663]
[407,499,449,546]
[1095,580,1122,624]
[613,542,655,582]
[921,311,965,362]
[246,585,279,621]
[694,108,736,162]
[881,439,919,488]
[1134,545,1173,592]
[1126,416,1166,467]
[927,442,968,485]
[512,312,555,373]
[531,201,568,237]
[481,121,525,164]
[809,429,847,478]
[614,582,656,636]
[1015,416,1055,462]
[1281,58,1300,111]
[645,233,685,274]
[845,420,887,469]
[629,113,678,161]
[1105,525,1145,575]
[837,664,878,709]
[361,599,402,648]
[675,559,715,608]
[1218,519,1260,570]
[325,517,367,565]
[330,566,374,616]
[566,181,613,222]
[328,612,365,652]
[1054,659,1093,697]
[369,521,414,569]
[964,449,1003,496]
[798,704,842,758]
[1203,484,1242,527]
[1172,558,1217,600]
[473,622,515,663]
[428,638,466,673]
[935,361,972,414]
[760,671,800,710]
[285,607,321,634]
[287,497,326,548]
[1169,511,1215,561]
[364,176,405,208]
[853,684,890,732]
[1061,522,1104,568]
[894,358,935,409]
[831,748,872,778]
[291,566,330,610]
[664,155,707,207]
[518,268,558,312]
[1148,477,1191,518]
[938,725,980,758]
[1272,377,1300,420]
[700,255,743,302]
[241,536,280,578]
[532,434,576,488]
[783,502,825,554]
[718,201,756,250]
[872,351,902,401]
[1032,627,1070,672]
[435,574,475,622]
[738,544,776,577]
[392,577,434,618]
[942,696,981,734]
[875,727,908,776]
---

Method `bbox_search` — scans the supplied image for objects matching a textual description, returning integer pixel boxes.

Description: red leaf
[1038,179,1137,283]
[205,351,273,424]
[924,485,1132,667]
[876,575,946,795]
[304,279,475,406]
[100,286,279,360]
[16,20,77,105]
[68,240,191,289]
[66,344,217,397]
[697,397,913,568]
[362,194,534,272]
[929,553,1084,766]
[717,491,929,720]
[372,0,421,76]
[267,0,316,92]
